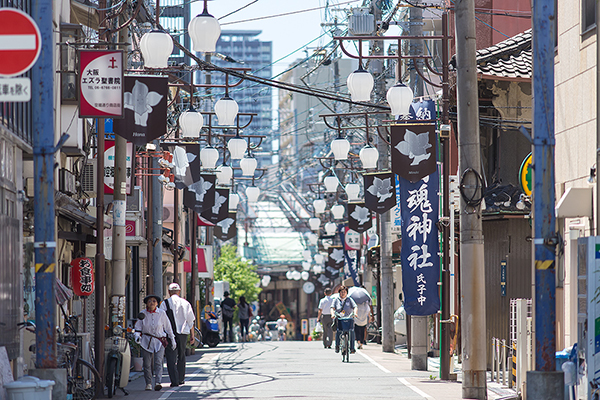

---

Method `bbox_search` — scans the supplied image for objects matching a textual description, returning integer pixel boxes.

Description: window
[582,0,596,32]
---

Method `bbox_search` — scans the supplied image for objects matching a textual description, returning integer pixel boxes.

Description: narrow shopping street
[120,341,515,400]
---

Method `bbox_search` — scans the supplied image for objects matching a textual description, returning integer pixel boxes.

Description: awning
[56,191,111,229]
[555,187,592,218]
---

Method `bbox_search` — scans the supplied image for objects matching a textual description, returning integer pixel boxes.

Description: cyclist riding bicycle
[276,314,288,341]
[330,285,358,354]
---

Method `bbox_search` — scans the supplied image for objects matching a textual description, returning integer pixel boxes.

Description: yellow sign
[519,152,533,196]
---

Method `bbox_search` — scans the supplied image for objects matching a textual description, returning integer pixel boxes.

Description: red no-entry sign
[0,8,41,77]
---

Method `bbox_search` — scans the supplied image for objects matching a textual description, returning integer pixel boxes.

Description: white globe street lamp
[325,222,337,236]
[301,271,310,281]
[313,199,327,215]
[331,136,350,160]
[313,265,323,274]
[261,275,271,287]
[140,29,173,68]
[302,261,311,271]
[346,183,361,201]
[214,96,239,126]
[227,133,247,160]
[228,193,239,210]
[347,67,374,102]
[240,156,258,176]
[302,250,312,261]
[307,233,318,246]
[216,164,233,185]
[331,204,345,220]
[292,270,302,281]
[359,144,379,169]
[246,186,260,203]
[188,1,221,53]
[324,176,339,193]
[314,254,324,264]
[178,107,203,138]
[199,146,219,169]
[386,81,414,117]
[286,270,293,280]
[308,217,321,231]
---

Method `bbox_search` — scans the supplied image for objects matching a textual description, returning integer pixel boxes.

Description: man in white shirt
[160,283,195,387]
[317,288,334,348]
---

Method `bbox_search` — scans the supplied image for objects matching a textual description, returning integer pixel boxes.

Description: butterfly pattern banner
[391,124,437,183]
[214,212,237,241]
[347,203,372,234]
[183,173,216,216]
[399,171,440,316]
[202,188,229,223]
[113,76,168,145]
[364,172,397,214]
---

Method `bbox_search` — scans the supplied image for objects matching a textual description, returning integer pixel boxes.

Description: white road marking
[398,377,434,399]
[357,350,391,373]
[0,35,36,50]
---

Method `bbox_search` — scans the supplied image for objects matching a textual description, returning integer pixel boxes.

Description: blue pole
[31,0,57,368]
[531,0,556,372]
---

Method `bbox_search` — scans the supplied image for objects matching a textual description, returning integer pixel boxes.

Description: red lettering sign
[70,257,95,296]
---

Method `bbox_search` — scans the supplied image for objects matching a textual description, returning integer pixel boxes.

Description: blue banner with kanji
[399,171,440,315]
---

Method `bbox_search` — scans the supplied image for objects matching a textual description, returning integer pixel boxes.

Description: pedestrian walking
[135,295,176,391]
[160,283,195,387]
[317,288,335,348]
[238,296,252,342]
[353,291,374,349]
[221,291,236,342]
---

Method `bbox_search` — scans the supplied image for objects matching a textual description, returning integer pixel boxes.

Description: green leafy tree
[214,244,261,303]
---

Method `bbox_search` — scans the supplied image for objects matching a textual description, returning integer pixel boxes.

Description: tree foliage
[214,244,261,303]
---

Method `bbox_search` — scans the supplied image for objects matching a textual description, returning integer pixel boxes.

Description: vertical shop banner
[338,227,360,286]
[399,171,440,316]
[408,99,437,121]
[183,173,216,215]
[347,203,372,234]
[79,49,124,118]
[103,139,133,194]
[113,75,168,145]
[202,188,229,223]
[214,212,237,241]
[391,124,437,183]
[171,144,201,189]
[327,245,345,279]
[70,257,94,296]
[364,172,397,214]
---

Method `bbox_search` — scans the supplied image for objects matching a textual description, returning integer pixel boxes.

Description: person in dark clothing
[221,291,236,343]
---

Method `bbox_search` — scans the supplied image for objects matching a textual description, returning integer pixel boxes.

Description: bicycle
[335,315,355,363]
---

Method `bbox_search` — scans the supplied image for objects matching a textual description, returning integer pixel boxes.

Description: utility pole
[152,140,164,299]
[526,0,563,397]
[408,0,428,371]
[454,0,487,398]
[371,1,394,354]
[32,0,57,369]
[111,16,129,334]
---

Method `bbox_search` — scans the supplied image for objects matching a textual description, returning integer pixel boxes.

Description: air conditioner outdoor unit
[81,159,98,198]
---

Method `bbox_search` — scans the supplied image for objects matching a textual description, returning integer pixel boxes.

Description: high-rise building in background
[198,30,274,169]
[158,0,190,66]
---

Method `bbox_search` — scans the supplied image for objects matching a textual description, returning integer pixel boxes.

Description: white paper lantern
[216,164,233,185]
[386,81,414,117]
[214,96,239,126]
[240,156,258,176]
[347,68,374,102]
[178,107,203,138]
[188,7,221,53]
[140,30,173,68]
[308,217,321,231]
[331,204,345,220]
[359,145,379,169]
[324,176,339,193]
[227,134,247,160]
[331,137,350,160]
[246,186,260,203]
[313,199,327,215]
[345,183,361,201]
[199,146,219,169]
[228,193,239,211]
[325,222,337,236]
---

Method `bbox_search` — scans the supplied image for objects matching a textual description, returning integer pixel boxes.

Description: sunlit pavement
[120,341,517,400]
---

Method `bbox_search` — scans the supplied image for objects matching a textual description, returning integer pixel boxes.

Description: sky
[192,0,364,76]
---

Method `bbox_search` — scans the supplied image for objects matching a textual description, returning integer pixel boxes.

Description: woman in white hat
[135,294,176,391]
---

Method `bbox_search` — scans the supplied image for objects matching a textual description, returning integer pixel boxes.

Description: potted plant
[128,336,143,372]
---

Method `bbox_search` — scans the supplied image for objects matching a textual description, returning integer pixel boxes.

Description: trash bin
[4,376,54,400]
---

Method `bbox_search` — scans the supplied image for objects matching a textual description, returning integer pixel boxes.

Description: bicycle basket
[337,318,354,332]
[105,337,127,353]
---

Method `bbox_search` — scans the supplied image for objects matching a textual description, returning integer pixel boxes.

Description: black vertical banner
[364,172,396,214]
[202,187,229,223]
[347,203,372,234]
[215,212,237,241]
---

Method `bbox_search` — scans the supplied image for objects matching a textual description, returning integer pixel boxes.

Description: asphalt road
[121,341,516,400]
